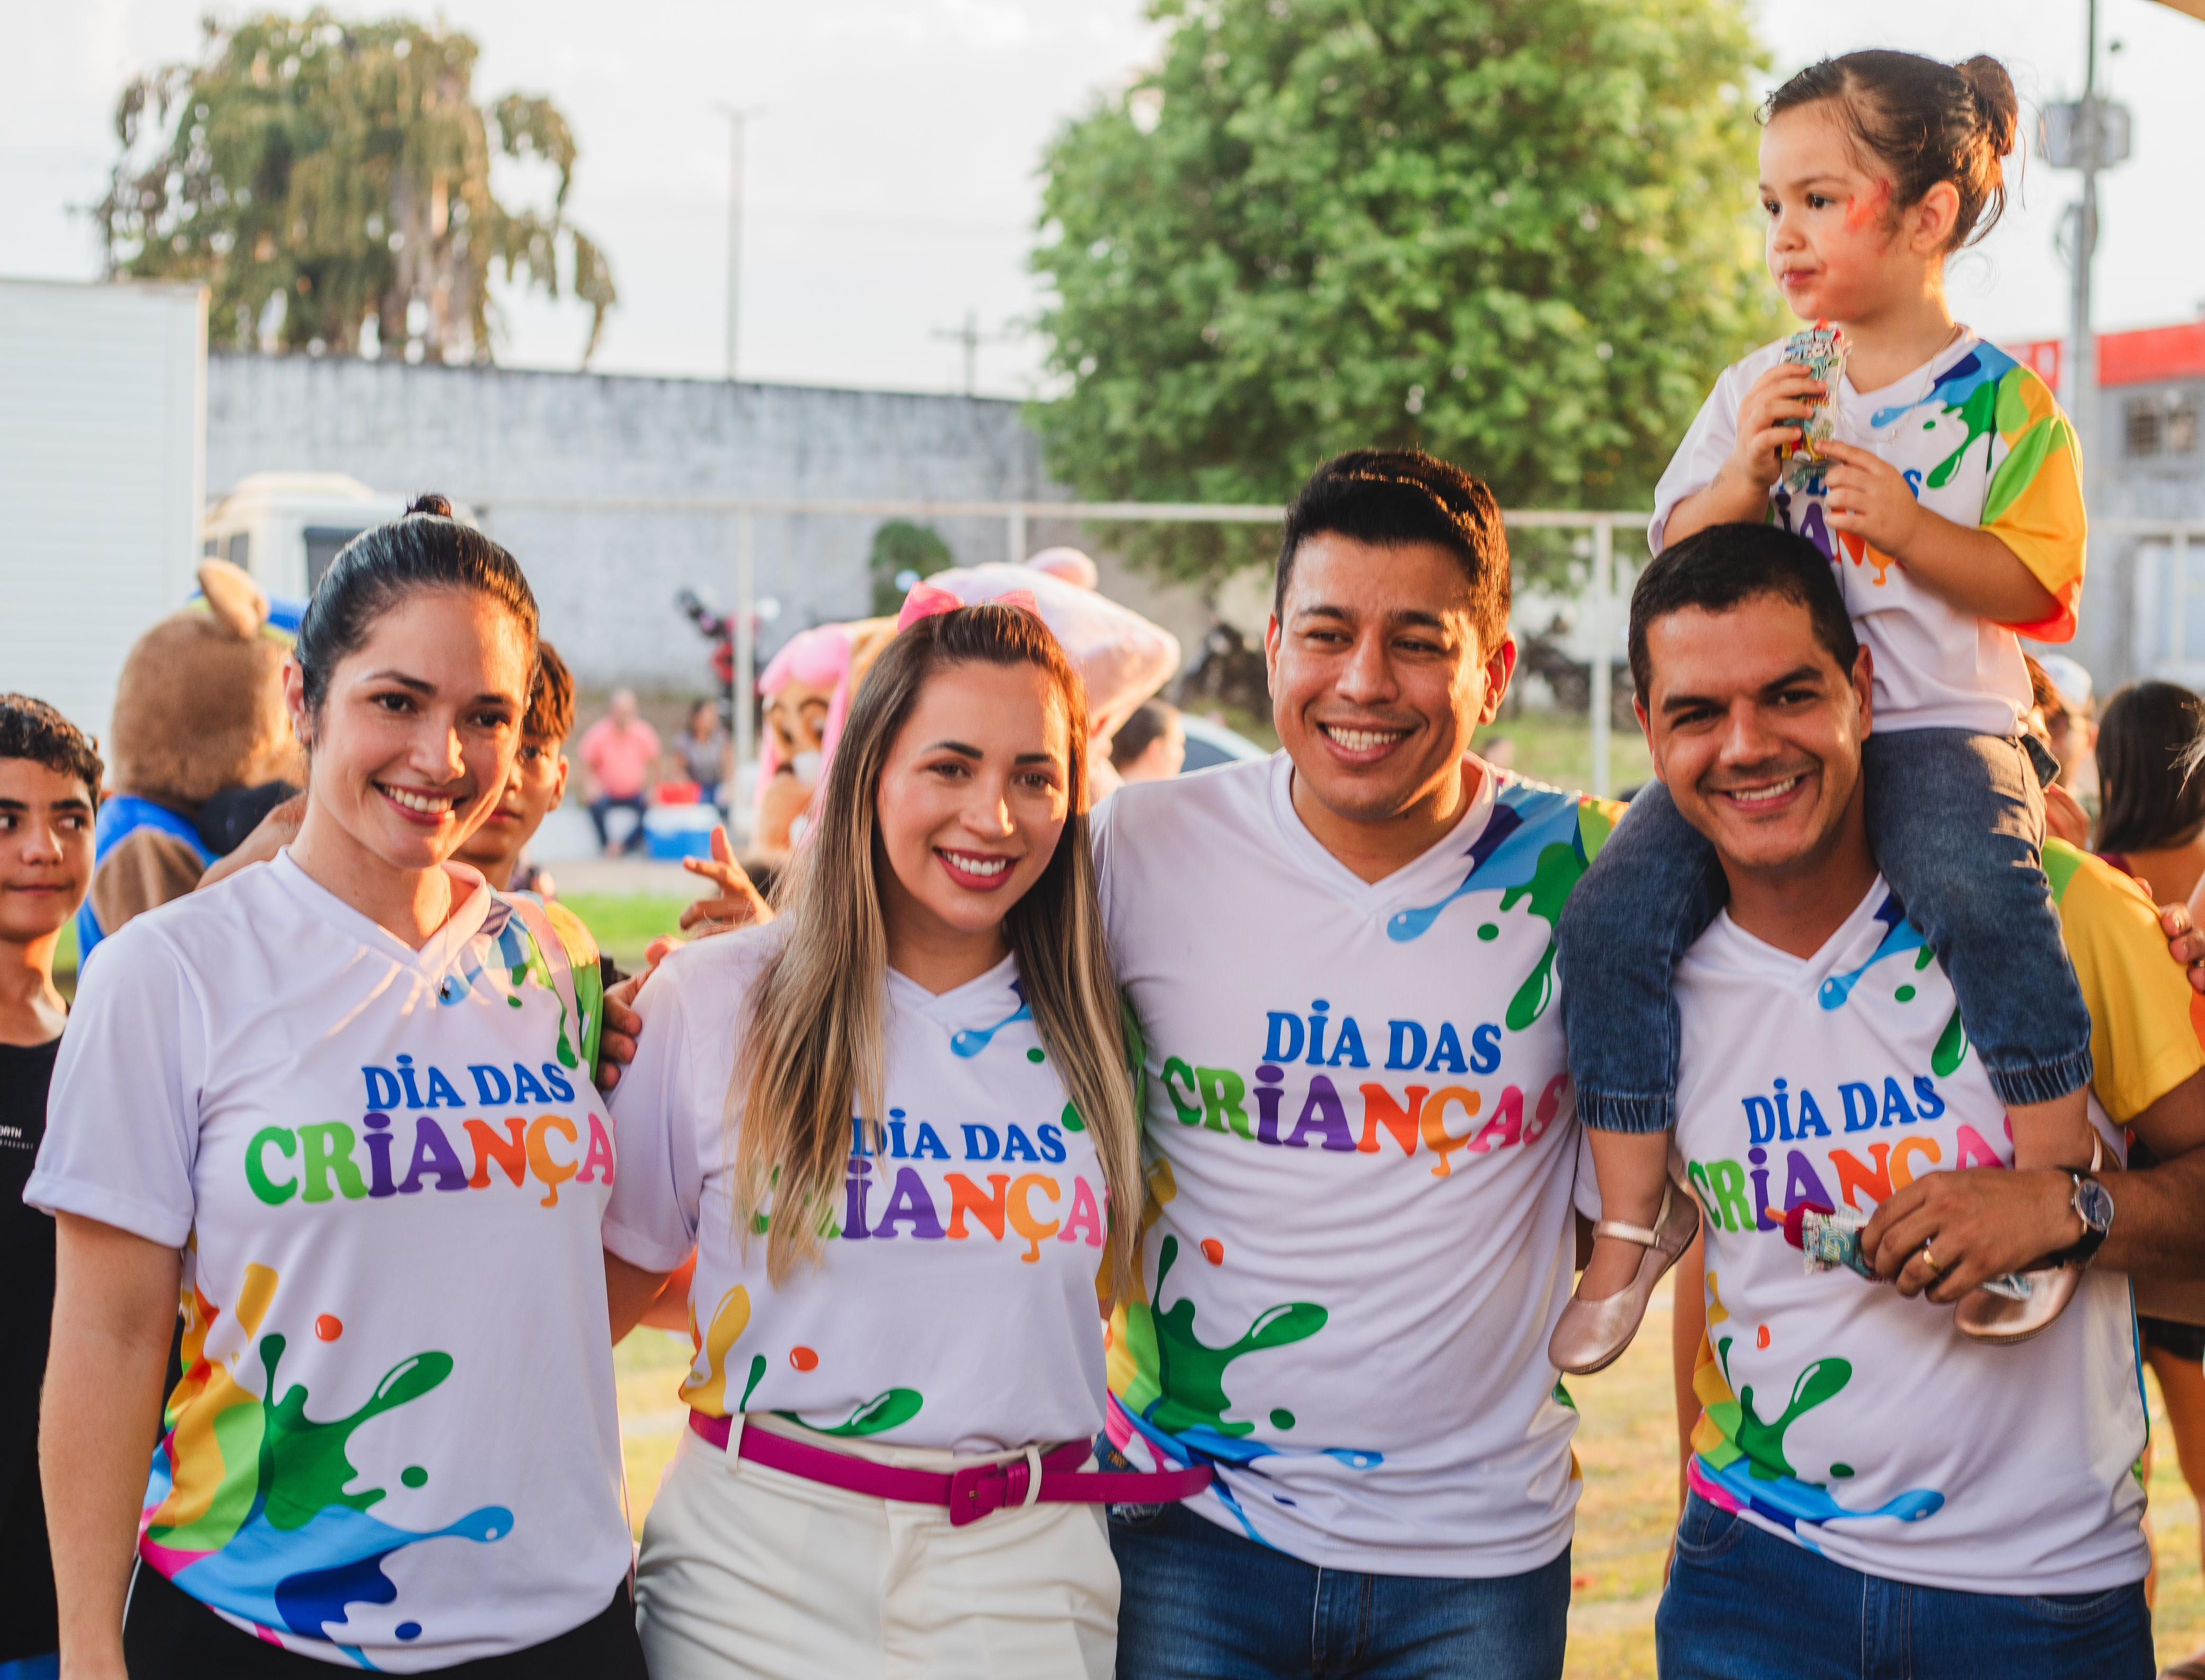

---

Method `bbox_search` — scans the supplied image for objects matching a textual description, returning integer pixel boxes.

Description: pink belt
[687,1409,1212,1527]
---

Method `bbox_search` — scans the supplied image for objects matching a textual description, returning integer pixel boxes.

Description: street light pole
[715,107,760,382]
[2067,0,2100,512]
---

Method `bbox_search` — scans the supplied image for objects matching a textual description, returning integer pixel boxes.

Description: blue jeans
[1657,1493,2152,1679]
[1557,727,2095,1131]
[1109,1502,1568,1679]
[588,792,649,854]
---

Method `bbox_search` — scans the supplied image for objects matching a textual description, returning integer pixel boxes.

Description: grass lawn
[612,1292,2205,1673]
[616,1328,695,1535]
[1484,709,1655,801]
[561,891,693,975]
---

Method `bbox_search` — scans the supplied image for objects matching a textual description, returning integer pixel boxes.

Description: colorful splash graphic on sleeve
[140,1265,513,1662]
[1686,1270,1944,1547]
[1386,786,1613,1031]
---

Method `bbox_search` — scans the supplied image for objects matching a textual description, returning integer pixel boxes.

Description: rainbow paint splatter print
[141,1265,511,1660]
[1686,1272,1944,1547]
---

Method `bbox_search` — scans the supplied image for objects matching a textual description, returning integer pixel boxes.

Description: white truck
[200,472,418,599]
[0,277,208,749]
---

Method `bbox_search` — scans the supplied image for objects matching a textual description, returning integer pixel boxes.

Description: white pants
[635,1417,1119,1680]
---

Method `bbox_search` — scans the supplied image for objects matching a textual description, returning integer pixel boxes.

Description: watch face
[2077,1178,2115,1233]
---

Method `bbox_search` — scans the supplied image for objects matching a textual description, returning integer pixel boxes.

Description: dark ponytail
[295,493,539,720]
[1766,50,2018,251]
[2096,682,2205,855]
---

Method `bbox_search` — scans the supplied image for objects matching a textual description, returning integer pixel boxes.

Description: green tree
[1031,0,1777,582]
[868,520,956,615]
[98,11,617,364]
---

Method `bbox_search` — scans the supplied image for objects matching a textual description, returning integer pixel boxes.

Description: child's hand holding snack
[1701,361,1829,518]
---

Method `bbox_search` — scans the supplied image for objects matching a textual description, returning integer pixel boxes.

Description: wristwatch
[2048,1171,2115,1269]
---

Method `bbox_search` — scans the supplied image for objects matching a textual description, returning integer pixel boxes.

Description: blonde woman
[602,602,1205,1679]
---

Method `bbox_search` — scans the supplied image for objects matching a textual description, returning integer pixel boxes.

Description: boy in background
[458,641,575,896]
[0,694,101,1679]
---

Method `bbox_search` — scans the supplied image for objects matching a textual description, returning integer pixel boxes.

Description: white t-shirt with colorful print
[25,853,631,1669]
[602,927,1112,1453]
[1675,843,2195,1595]
[1652,329,2087,737]
[1095,754,1618,1578]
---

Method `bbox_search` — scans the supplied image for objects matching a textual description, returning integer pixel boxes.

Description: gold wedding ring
[1918,1242,1948,1277]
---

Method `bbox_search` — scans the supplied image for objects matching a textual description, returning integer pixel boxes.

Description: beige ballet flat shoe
[1954,1260,2080,1345]
[1954,1131,2098,1346]
[1549,1174,1701,1376]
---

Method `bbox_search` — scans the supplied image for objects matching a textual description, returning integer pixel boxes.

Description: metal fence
[470,494,1645,830]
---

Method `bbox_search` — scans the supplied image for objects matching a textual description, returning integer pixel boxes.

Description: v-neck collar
[1265,751,1502,908]
[1840,326,1978,428]
[1703,874,1899,993]
[269,849,495,976]
[886,950,1023,1027]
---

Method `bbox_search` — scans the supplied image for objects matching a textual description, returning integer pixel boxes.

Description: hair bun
[1958,55,2018,158]
[406,492,455,519]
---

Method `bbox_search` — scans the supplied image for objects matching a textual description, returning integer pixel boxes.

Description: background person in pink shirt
[579,688,660,855]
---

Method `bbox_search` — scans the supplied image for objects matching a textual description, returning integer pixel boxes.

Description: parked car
[1178,712,1270,773]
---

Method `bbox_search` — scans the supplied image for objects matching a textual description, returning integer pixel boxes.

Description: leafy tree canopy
[99,10,617,365]
[1031,0,1778,583]
[868,520,956,615]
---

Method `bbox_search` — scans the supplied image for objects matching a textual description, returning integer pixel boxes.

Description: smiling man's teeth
[1322,725,1407,753]
[942,851,1010,877]
[380,784,455,815]
[1727,777,1803,804]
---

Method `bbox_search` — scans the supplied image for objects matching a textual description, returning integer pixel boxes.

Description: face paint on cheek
[1845,179,1892,233]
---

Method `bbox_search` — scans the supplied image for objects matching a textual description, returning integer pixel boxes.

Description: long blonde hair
[732,604,1142,1299]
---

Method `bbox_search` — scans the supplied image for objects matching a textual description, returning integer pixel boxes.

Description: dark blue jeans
[1557,728,2094,1132]
[1110,1502,1569,1680]
[588,792,649,855]
[1657,1493,2152,1679]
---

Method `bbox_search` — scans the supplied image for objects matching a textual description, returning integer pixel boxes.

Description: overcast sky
[6,1,2201,396]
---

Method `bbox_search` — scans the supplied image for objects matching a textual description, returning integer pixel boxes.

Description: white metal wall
[0,277,207,752]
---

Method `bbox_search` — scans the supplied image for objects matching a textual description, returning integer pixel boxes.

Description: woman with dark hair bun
[30,498,646,1677]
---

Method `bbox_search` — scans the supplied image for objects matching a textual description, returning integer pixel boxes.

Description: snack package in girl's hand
[1778,321,1848,491]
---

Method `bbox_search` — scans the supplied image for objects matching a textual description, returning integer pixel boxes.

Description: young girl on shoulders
[602,601,1203,1680]
[1555,50,2097,1367]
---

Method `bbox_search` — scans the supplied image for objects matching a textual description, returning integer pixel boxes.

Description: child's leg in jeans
[1863,729,2095,1173]
[1557,782,1729,1298]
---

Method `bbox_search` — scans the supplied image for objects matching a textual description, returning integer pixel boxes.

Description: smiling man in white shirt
[1634,521,2205,1680]
[1098,451,1624,1680]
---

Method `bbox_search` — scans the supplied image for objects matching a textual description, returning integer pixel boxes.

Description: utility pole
[715,106,763,381]
[931,310,1017,397]
[2044,0,2135,669]
[2069,0,2100,511]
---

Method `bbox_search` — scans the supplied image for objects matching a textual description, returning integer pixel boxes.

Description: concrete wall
[205,355,1111,687]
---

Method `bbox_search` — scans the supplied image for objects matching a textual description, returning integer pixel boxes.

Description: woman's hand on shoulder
[596,976,643,1091]
[197,793,307,891]
[2163,902,2205,996]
